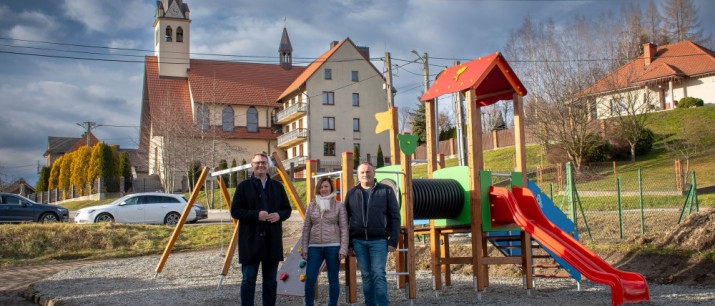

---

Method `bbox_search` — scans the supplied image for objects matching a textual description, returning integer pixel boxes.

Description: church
[139,0,391,191]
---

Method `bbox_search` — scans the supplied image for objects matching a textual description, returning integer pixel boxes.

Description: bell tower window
[176,27,183,43]
[165,26,173,42]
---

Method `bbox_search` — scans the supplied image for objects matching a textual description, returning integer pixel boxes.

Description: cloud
[1,7,59,43]
[61,0,153,33]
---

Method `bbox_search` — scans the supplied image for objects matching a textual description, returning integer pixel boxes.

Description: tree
[58,152,73,194]
[188,160,202,192]
[644,0,669,45]
[410,100,427,146]
[230,159,238,187]
[70,146,91,195]
[376,144,385,168]
[353,144,360,169]
[240,159,248,181]
[87,143,102,191]
[398,105,414,133]
[36,166,50,192]
[48,156,62,190]
[119,151,133,192]
[218,159,229,186]
[661,0,712,46]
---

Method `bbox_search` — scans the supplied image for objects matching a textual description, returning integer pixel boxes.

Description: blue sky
[1,0,713,186]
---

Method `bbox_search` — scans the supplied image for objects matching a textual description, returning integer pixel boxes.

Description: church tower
[279,27,293,70]
[154,0,191,77]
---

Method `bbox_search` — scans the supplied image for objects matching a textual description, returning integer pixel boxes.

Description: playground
[20,52,715,305]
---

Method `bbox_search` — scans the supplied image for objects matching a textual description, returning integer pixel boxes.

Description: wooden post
[306,160,317,204]
[341,152,357,304]
[216,176,236,225]
[400,151,417,299]
[155,167,209,276]
[464,88,486,291]
[389,107,400,165]
[513,93,533,290]
[425,99,438,176]
[272,152,306,218]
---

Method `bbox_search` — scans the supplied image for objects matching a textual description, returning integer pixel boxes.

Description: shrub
[585,135,610,162]
[677,97,704,108]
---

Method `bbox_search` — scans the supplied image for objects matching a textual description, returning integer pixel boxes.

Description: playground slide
[489,186,649,306]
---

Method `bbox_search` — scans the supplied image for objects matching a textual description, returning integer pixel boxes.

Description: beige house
[275,39,390,173]
[583,41,715,119]
[139,0,390,190]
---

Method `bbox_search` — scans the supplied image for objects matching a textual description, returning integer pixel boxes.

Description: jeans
[304,246,341,306]
[352,239,389,306]
[241,260,279,306]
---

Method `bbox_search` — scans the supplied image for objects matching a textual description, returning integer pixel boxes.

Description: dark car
[0,192,70,223]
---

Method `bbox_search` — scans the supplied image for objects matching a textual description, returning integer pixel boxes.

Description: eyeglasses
[252,161,267,165]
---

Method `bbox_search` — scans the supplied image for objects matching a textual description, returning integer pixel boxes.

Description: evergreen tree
[119,151,133,192]
[230,159,238,187]
[100,144,120,192]
[409,101,427,146]
[661,0,712,46]
[218,159,229,186]
[241,159,248,181]
[48,156,62,190]
[71,146,91,195]
[493,112,507,131]
[353,144,360,169]
[376,144,385,168]
[58,152,73,194]
[36,166,50,192]
[87,143,102,190]
[188,160,202,191]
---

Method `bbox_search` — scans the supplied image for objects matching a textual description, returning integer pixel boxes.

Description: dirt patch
[656,208,715,252]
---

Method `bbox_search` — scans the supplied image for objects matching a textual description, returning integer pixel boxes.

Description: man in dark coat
[231,152,292,306]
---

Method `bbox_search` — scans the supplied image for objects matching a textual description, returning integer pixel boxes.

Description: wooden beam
[305,160,317,204]
[272,152,306,218]
[341,152,357,304]
[425,99,438,176]
[400,152,417,299]
[464,88,487,291]
[389,106,400,165]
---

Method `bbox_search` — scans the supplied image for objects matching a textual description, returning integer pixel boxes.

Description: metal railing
[277,128,308,147]
[282,156,307,169]
[275,103,307,123]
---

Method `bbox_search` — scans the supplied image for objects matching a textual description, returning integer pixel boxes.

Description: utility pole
[76,121,99,147]
[452,61,467,166]
[412,51,438,147]
[385,52,394,108]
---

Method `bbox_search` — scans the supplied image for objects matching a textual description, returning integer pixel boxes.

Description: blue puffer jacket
[344,181,401,248]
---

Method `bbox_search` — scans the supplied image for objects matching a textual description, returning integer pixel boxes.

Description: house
[139,0,391,190]
[583,41,715,119]
[43,132,99,167]
[275,39,390,173]
[0,178,36,196]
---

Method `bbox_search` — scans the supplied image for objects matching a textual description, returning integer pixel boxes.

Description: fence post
[566,162,576,227]
[617,177,623,240]
[638,168,645,235]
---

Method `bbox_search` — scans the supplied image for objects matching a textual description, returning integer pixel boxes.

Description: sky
[1,0,714,186]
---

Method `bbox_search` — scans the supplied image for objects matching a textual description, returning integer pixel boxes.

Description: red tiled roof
[189,59,305,105]
[584,40,715,95]
[144,56,193,136]
[276,39,348,102]
[420,52,527,106]
[67,132,100,153]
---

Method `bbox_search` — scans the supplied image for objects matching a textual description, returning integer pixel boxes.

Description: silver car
[75,192,207,226]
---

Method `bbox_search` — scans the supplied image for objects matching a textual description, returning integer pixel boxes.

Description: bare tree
[644,0,669,45]
[504,16,611,171]
[398,105,414,133]
[661,0,713,47]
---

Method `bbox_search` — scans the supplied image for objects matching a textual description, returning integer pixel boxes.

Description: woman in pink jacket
[301,177,348,306]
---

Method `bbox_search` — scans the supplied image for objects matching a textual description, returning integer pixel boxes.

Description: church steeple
[279,27,293,70]
[154,0,191,77]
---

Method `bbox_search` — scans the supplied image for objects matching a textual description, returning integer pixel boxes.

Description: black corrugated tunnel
[380,178,464,220]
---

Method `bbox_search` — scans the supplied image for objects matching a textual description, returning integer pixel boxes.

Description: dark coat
[230,174,292,264]
[344,181,401,248]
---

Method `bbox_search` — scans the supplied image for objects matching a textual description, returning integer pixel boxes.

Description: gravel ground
[27,249,715,305]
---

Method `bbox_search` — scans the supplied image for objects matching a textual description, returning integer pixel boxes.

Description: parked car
[74,192,208,226]
[0,192,69,223]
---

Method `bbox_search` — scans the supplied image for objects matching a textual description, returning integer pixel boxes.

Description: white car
[75,192,208,226]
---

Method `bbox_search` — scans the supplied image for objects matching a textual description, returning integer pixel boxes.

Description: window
[324,69,332,80]
[610,98,625,115]
[324,142,336,156]
[1,195,21,205]
[165,26,173,42]
[353,118,360,132]
[196,104,209,131]
[322,91,334,105]
[352,93,360,106]
[123,196,141,205]
[176,27,184,42]
[222,106,234,132]
[247,107,258,132]
[352,71,359,82]
[323,117,335,130]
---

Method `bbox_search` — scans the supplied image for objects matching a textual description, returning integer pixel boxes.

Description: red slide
[489,186,649,306]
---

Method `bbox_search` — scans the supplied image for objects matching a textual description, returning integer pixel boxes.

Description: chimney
[357,46,370,60]
[330,41,339,49]
[644,43,657,66]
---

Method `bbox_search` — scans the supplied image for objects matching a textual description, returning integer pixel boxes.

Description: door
[117,195,145,223]
[144,195,184,224]
[1,194,35,222]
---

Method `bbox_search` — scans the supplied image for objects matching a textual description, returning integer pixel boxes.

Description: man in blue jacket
[345,162,400,306]
[231,152,291,306]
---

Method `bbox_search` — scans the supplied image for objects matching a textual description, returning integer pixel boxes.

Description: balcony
[282,155,307,170]
[275,103,307,124]
[277,128,308,148]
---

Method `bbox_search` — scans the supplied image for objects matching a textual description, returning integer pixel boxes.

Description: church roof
[279,27,293,53]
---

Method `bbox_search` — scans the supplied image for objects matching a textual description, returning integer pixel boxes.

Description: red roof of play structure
[419,53,526,106]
